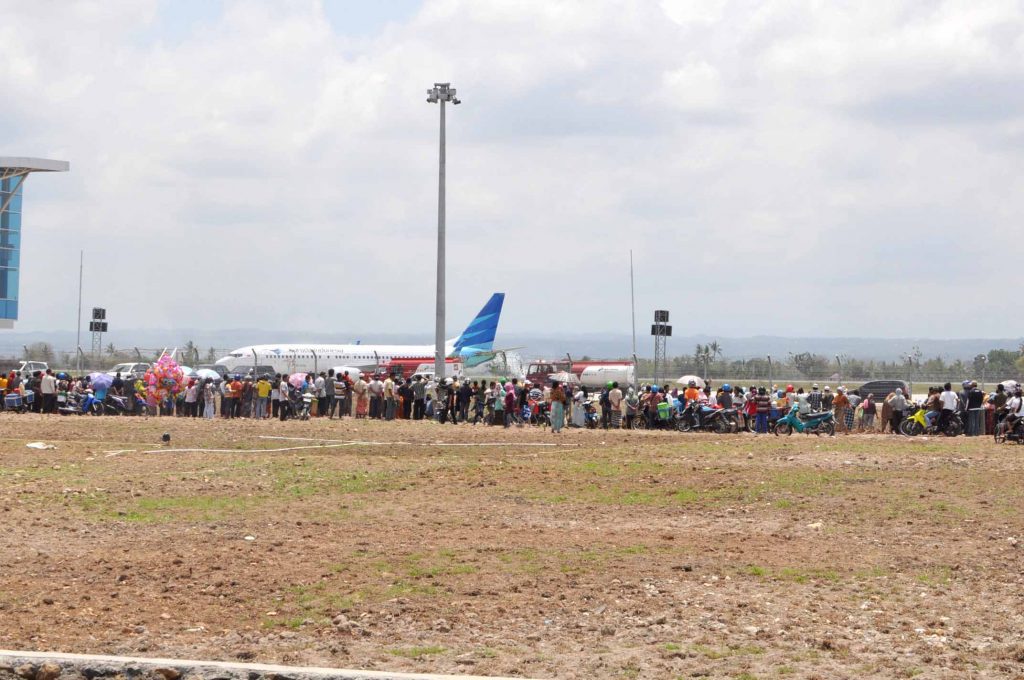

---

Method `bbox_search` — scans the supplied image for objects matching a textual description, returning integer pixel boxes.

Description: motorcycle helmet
[812,383,819,390]
[722,384,731,392]
[651,385,659,394]
[606,381,613,388]
[786,384,794,393]
[688,380,696,387]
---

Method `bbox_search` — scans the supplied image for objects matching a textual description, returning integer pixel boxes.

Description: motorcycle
[676,402,739,433]
[774,405,835,436]
[899,406,963,437]
[995,414,1024,444]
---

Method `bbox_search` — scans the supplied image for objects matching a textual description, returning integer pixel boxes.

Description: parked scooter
[676,402,739,433]
[774,405,835,436]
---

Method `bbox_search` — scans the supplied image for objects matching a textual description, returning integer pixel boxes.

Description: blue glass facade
[0,174,23,322]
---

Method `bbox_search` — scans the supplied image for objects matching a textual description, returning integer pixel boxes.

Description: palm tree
[708,341,722,362]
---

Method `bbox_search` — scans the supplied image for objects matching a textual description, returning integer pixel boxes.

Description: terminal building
[0,157,70,328]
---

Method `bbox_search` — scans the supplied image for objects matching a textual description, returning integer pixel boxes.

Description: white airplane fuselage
[216,341,456,376]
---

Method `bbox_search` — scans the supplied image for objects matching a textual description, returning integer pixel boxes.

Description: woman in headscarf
[354,375,369,418]
[571,385,587,428]
[624,387,639,429]
[549,380,568,434]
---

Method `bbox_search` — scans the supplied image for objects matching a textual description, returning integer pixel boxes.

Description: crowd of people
[3,367,1023,439]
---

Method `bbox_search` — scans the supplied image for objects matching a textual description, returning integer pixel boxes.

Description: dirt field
[0,414,1022,679]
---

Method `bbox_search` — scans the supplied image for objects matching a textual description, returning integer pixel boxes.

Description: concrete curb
[0,651,527,680]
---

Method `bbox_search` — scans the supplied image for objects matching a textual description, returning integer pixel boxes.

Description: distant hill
[1,328,1021,363]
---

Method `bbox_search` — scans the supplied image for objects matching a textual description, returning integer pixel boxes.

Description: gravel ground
[0,413,1022,679]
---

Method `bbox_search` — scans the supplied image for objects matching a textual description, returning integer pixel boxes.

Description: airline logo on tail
[452,293,505,361]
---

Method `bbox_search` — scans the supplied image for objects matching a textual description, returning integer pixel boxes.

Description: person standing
[412,376,426,420]
[270,373,281,419]
[808,384,822,412]
[886,389,906,434]
[334,373,350,418]
[367,375,383,419]
[220,376,233,418]
[755,387,771,433]
[399,378,414,420]
[315,372,327,417]
[550,381,568,434]
[861,393,877,430]
[833,387,851,433]
[623,387,638,429]
[184,379,199,417]
[279,375,292,421]
[231,375,243,418]
[608,382,623,428]
[202,379,216,418]
[383,374,396,421]
[255,375,271,419]
[966,381,984,436]
[40,369,57,414]
[354,375,369,418]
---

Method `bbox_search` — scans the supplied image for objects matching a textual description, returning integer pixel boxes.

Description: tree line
[628,344,1024,383]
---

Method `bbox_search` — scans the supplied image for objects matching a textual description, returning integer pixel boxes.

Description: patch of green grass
[775,667,796,675]
[775,567,839,583]
[619,663,642,679]
[497,548,542,574]
[915,566,954,585]
[120,495,258,522]
[692,644,764,659]
[387,646,446,658]
[739,565,840,583]
[853,566,888,580]
[385,580,438,597]
[663,642,682,652]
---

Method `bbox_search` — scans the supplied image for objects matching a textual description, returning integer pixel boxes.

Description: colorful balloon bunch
[144,355,186,405]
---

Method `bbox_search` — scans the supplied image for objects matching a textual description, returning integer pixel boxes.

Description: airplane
[215,293,506,377]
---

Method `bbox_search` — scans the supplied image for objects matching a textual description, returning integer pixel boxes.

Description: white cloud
[2,0,1023,341]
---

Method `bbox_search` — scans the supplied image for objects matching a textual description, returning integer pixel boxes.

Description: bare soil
[0,414,1022,679]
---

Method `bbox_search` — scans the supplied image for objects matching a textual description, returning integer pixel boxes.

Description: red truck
[525,359,634,386]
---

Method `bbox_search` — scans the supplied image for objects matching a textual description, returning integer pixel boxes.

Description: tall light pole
[427,82,461,381]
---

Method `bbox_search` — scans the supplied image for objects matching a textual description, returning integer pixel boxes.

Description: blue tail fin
[452,293,505,357]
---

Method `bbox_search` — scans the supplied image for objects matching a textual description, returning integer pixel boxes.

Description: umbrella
[88,372,113,390]
[676,375,706,388]
[195,368,220,381]
[548,371,579,385]
[178,365,195,376]
[1000,379,1020,392]
[289,373,309,389]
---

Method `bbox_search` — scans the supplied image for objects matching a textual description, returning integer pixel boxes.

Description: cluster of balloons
[144,355,186,405]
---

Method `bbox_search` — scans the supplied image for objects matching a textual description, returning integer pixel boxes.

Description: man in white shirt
[314,373,326,417]
[383,375,396,421]
[939,382,959,432]
[40,369,58,414]
[368,375,384,419]
[278,376,292,421]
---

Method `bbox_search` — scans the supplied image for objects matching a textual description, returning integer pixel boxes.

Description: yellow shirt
[256,380,271,398]
[0,377,7,391]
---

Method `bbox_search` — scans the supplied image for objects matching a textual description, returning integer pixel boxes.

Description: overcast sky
[3,0,1023,340]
